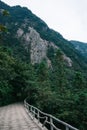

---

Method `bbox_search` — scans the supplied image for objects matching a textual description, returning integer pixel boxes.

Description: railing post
[30,106,32,113]
[50,116,53,130]
[26,104,28,110]
[32,108,35,120]
[66,126,69,130]
[37,110,40,123]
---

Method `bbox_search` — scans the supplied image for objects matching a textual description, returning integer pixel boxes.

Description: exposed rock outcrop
[16,27,72,67]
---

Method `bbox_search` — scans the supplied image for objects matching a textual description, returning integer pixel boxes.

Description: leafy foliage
[0,9,9,33]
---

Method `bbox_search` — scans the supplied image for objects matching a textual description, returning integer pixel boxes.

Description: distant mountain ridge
[71,40,87,59]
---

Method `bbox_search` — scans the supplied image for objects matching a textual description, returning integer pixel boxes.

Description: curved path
[0,103,41,130]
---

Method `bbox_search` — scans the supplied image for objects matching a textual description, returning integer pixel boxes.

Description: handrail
[24,99,79,130]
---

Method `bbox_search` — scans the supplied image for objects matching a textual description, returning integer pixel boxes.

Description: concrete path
[0,103,41,130]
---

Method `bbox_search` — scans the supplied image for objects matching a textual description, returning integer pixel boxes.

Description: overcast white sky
[1,0,87,42]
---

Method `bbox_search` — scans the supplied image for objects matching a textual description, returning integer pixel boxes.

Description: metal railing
[24,99,79,130]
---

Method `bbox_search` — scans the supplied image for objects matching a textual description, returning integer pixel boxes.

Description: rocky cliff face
[16,26,72,67]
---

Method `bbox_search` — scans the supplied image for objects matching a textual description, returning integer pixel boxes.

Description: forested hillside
[0,1,87,129]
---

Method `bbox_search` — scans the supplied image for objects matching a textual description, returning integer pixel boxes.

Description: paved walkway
[0,103,41,130]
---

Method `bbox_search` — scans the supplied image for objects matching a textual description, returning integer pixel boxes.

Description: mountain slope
[71,40,87,60]
[0,1,87,72]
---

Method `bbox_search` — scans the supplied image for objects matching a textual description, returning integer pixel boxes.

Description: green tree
[51,50,68,93]
[24,64,38,104]
[0,48,16,105]
[73,71,86,91]
[0,10,9,36]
